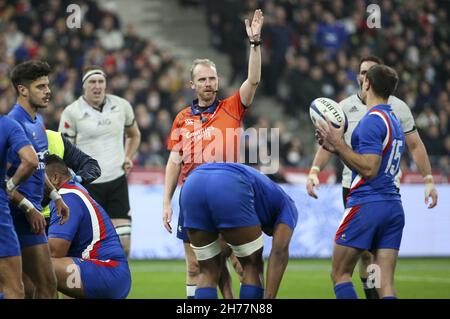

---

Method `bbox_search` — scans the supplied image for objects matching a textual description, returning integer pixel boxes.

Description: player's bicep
[8,120,32,154]
[358,116,388,155]
[125,121,140,139]
[397,100,416,134]
[124,101,135,127]
[48,237,71,258]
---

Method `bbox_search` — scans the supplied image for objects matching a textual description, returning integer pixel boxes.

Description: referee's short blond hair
[190,59,217,80]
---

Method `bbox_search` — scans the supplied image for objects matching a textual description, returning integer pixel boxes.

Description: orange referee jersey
[167,91,246,182]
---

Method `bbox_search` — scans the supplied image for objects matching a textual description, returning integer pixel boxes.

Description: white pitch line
[396,275,450,284]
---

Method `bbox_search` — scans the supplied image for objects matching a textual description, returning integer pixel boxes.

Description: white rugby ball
[309,97,347,131]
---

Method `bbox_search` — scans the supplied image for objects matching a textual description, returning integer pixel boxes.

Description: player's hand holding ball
[310,97,347,153]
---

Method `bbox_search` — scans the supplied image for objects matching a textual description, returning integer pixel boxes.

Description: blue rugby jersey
[48,180,127,262]
[7,104,48,212]
[346,104,405,207]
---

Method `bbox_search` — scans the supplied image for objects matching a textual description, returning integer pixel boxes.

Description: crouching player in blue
[181,162,298,299]
[45,155,131,299]
[317,64,405,299]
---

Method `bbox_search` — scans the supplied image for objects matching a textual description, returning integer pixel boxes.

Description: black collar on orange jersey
[190,98,219,116]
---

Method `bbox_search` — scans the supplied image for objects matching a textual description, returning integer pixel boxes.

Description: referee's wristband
[249,39,261,47]
[49,189,61,201]
[6,178,17,192]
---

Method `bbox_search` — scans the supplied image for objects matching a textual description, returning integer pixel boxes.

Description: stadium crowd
[204,0,450,175]
[0,0,448,176]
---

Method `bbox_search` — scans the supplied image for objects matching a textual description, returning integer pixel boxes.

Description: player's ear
[18,84,28,97]
[189,80,195,90]
[364,78,370,92]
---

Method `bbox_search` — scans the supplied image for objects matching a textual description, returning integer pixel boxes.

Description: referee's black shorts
[85,174,131,220]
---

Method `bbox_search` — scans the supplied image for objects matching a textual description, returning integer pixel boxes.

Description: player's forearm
[335,142,379,180]
[8,190,25,207]
[265,249,289,299]
[407,136,432,177]
[163,158,181,205]
[311,146,333,171]
[247,43,261,86]
[44,173,59,195]
[240,44,261,106]
[125,134,141,160]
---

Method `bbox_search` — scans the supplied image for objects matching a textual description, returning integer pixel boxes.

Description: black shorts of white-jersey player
[307,56,438,299]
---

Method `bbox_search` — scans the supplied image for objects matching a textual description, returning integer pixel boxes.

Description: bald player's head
[45,154,71,189]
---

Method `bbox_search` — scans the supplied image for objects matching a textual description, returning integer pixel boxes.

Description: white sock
[187,284,196,298]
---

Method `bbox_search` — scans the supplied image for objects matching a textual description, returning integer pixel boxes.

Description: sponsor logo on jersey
[349,106,359,113]
[98,119,112,126]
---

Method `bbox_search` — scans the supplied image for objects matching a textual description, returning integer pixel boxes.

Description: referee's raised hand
[245,9,264,41]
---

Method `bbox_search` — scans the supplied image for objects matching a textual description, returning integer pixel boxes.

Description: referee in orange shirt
[162,9,264,299]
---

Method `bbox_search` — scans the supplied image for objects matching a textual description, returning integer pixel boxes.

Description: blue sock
[383,296,397,299]
[334,282,358,299]
[240,284,264,299]
[195,287,218,299]
[0,292,3,299]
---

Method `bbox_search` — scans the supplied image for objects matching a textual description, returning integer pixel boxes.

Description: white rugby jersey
[59,94,135,183]
[340,94,416,188]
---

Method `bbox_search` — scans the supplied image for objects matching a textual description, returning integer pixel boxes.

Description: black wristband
[249,39,261,47]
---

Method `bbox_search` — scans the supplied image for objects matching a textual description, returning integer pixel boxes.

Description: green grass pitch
[127,258,450,299]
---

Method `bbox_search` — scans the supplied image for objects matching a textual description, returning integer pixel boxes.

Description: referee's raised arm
[239,9,264,107]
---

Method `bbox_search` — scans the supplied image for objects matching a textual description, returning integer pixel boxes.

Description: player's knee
[115,223,131,255]
[6,280,25,299]
[39,274,57,297]
[360,251,373,266]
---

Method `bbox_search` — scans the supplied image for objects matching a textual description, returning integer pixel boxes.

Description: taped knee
[190,239,221,261]
[229,235,264,258]
[115,223,131,238]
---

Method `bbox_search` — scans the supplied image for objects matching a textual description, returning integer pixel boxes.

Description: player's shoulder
[7,105,22,120]
[63,97,81,114]
[173,106,192,123]
[220,91,241,107]
[0,115,15,126]
[1,116,19,135]
[388,95,409,110]
[339,94,363,112]
[60,186,89,211]
[106,94,132,108]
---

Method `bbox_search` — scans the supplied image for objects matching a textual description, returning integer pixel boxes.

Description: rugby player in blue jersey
[181,162,298,299]
[7,60,69,298]
[318,64,405,299]
[45,155,131,299]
